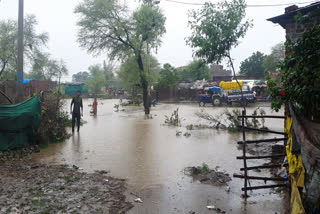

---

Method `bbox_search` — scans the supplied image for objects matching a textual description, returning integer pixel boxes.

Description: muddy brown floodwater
[33,99,289,214]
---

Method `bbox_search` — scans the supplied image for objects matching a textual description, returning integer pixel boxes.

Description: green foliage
[187,0,251,64]
[224,108,268,132]
[118,55,160,91]
[75,0,166,114]
[0,15,48,80]
[75,0,166,59]
[157,63,179,88]
[83,61,117,95]
[27,56,68,81]
[189,163,210,176]
[179,60,211,81]
[201,163,210,172]
[164,108,181,126]
[224,109,241,132]
[38,92,70,144]
[240,51,267,78]
[85,75,106,96]
[72,71,90,83]
[263,43,285,73]
[267,26,320,120]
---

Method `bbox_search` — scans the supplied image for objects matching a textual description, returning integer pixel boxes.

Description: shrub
[267,25,320,120]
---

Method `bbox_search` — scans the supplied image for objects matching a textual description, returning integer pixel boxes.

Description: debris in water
[72,165,79,170]
[185,164,231,186]
[207,205,216,210]
[164,108,182,126]
[134,198,143,203]
[184,132,191,137]
[176,131,182,136]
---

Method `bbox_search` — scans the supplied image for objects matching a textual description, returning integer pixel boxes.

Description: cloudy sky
[0,0,315,81]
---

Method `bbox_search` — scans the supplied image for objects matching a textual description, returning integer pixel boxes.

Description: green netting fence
[0,95,41,151]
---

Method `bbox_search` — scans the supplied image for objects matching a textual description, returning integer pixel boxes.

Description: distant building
[64,83,88,97]
[210,65,232,83]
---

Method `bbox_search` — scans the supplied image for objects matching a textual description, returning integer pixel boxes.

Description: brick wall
[284,6,320,41]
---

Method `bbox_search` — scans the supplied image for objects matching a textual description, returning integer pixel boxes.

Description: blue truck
[199,87,256,107]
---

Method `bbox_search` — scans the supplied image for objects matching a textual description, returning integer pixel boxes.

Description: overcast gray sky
[0,0,315,81]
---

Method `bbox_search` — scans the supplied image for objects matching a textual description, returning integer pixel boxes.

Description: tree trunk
[136,54,150,115]
[55,74,61,114]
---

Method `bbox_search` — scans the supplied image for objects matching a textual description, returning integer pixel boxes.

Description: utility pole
[16,0,24,102]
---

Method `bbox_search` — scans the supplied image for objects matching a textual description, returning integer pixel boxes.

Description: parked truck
[199,81,256,107]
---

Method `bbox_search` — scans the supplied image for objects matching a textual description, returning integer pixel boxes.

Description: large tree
[0,15,48,80]
[187,0,251,99]
[157,63,179,88]
[75,0,166,115]
[239,51,266,78]
[179,60,210,81]
[263,42,285,73]
[27,50,68,81]
[72,71,91,83]
[118,54,160,93]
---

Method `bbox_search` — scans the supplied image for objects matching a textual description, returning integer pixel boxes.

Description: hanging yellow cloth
[286,117,306,214]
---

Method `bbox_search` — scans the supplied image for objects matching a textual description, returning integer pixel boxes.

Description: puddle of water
[33,99,289,214]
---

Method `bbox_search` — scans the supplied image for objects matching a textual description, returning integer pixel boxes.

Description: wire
[162,0,319,7]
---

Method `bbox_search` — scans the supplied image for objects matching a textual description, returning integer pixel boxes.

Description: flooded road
[33,99,289,214]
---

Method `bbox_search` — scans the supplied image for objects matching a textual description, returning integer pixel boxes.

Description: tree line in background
[72,58,211,96]
[239,43,285,78]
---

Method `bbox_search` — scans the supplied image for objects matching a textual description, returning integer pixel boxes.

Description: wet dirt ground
[33,99,289,214]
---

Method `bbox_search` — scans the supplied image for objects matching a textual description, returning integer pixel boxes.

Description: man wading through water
[70,91,83,133]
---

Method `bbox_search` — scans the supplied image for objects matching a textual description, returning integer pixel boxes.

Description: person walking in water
[70,91,83,133]
[92,97,98,115]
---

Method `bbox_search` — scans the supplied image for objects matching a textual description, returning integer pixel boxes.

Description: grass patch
[64,176,80,183]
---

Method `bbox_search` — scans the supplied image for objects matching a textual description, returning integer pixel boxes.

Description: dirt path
[0,161,132,214]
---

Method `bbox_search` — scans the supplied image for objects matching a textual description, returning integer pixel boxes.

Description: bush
[267,25,320,120]
[37,92,70,144]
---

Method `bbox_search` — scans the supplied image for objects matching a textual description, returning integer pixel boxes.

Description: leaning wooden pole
[242,110,248,198]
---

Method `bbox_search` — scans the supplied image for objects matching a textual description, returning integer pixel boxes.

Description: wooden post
[242,110,248,198]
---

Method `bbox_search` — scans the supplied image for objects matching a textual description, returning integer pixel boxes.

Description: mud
[0,161,132,214]
[0,145,40,162]
[185,166,232,186]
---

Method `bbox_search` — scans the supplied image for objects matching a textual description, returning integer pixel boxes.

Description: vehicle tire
[212,97,222,106]
[199,102,205,107]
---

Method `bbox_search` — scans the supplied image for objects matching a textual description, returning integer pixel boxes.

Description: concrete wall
[284,5,320,41]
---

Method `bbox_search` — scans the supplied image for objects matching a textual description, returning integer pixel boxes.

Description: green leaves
[187,0,251,64]
[239,51,267,78]
[179,60,211,81]
[0,15,49,80]
[268,25,320,119]
[75,0,166,60]
[133,5,166,49]
[157,63,179,88]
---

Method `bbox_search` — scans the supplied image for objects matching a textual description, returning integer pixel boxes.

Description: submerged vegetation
[195,107,268,133]
[164,108,182,126]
